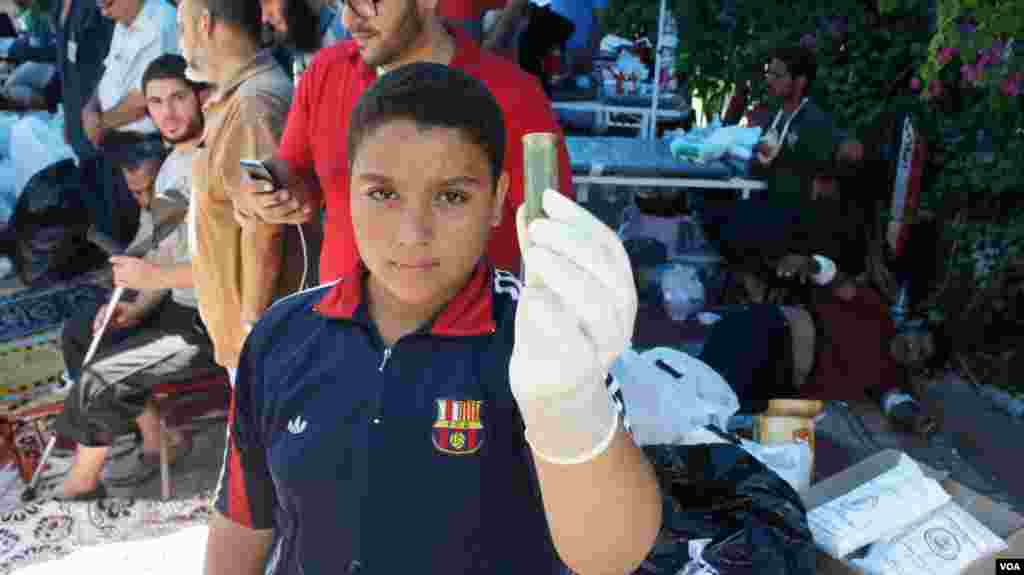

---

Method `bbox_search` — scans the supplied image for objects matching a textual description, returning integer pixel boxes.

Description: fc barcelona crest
[432,399,484,455]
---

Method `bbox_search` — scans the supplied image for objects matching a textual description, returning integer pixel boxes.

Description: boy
[205,63,661,575]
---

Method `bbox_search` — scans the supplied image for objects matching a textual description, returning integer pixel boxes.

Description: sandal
[107,435,194,487]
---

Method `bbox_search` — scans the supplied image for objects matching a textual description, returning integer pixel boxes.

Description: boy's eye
[437,190,468,206]
[367,188,398,202]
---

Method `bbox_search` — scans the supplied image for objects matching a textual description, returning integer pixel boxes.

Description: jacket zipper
[378,347,392,372]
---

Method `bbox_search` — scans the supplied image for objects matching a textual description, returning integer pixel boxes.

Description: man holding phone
[178,0,311,383]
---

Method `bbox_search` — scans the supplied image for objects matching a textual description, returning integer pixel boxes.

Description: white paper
[808,454,952,559]
[847,501,1007,575]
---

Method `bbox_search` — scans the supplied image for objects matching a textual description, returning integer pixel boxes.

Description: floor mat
[0,281,109,345]
[0,339,64,400]
[0,491,211,574]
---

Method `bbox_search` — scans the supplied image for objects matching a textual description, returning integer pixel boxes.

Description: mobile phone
[240,159,279,188]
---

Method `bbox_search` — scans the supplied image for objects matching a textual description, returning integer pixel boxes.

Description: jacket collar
[204,49,278,108]
[314,261,497,337]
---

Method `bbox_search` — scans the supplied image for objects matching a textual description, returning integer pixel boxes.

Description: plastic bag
[11,159,107,286]
[634,443,817,575]
[614,49,649,81]
[608,347,739,446]
[10,112,75,198]
[0,111,22,158]
[0,158,16,223]
[660,263,705,321]
[739,439,813,494]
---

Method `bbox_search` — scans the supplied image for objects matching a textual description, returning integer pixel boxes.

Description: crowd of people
[0,0,954,572]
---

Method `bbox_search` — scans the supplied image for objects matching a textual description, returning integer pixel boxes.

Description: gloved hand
[509,189,638,464]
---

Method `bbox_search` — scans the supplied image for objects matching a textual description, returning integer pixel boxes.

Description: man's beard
[361,2,424,69]
[163,117,203,144]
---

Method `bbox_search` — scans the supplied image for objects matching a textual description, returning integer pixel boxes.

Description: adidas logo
[287,416,308,435]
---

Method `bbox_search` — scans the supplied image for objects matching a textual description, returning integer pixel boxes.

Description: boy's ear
[492,172,509,228]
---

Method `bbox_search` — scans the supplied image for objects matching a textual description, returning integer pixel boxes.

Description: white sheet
[16,525,208,575]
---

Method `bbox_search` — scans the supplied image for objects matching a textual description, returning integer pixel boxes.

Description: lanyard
[768,97,809,146]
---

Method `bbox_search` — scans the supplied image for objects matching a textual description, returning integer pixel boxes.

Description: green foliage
[600,0,1024,365]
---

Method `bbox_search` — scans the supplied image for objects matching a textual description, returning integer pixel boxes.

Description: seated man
[79,0,179,246]
[0,0,56,110]
[54,55,217,500]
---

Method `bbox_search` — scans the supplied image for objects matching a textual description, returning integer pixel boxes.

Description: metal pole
[648,0,668,139]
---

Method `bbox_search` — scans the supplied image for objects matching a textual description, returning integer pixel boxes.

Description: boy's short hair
[347,62,506,186]
[771,45,817,89]
[142,53,209,95]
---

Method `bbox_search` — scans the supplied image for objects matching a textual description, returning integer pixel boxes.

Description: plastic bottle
[754,399,825,477]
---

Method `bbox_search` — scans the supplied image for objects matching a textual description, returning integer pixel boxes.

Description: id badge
[67,40,78,63]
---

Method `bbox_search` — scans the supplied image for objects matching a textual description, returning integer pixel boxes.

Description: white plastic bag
[661,263,705,320]
[614,49,649,81]
[609,347,740,446]
[0,157,17,223]
[10,112,75,198]
[739,439,814,494]
[0,112,21,157]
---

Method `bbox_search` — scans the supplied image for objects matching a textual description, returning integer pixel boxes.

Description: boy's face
[350,119,507,310]
[122,159,161,209]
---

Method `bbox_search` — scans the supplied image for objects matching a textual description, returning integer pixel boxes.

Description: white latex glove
[509,189,638,464]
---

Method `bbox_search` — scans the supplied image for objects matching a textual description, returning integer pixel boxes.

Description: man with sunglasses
[230,0,573,284]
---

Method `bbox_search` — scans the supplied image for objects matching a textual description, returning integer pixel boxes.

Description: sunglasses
[340,0,380,19]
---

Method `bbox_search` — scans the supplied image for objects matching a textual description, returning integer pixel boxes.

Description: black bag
[10,159,108,287]
[633,442,817,575]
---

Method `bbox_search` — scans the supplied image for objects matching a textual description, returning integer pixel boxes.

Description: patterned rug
[0,420,211,574]
[14,524,210,575]
[0,427,212,575]
[0,339,64,402]
[0,491,211,574]
[0,281,109,345]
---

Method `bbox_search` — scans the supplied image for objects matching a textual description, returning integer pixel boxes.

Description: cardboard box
[803,449,1024,575]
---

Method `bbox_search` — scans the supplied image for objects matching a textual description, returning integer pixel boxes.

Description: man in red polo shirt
[232,0,573,283]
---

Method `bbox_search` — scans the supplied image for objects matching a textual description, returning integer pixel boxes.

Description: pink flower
[961,63,982,85]
[1001,78,1020,97]
[910,77,921,91]
[938,47,959,66]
